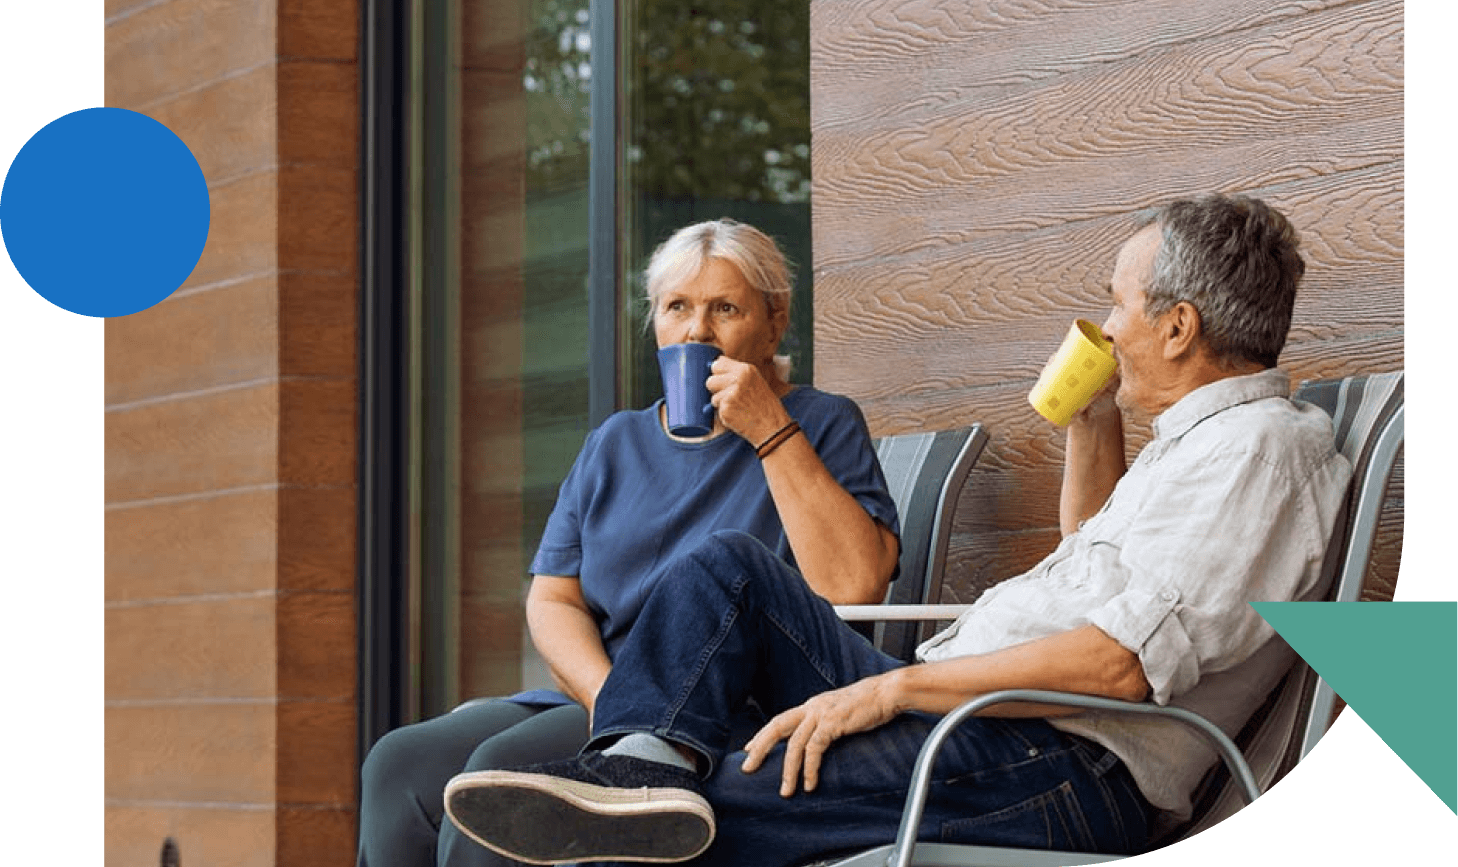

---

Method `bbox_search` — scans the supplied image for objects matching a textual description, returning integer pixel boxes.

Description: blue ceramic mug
[657,343,722,436]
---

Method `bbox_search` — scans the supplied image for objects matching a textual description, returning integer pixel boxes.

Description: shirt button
[1027,747,1039,758]
[1160,590,1176,602]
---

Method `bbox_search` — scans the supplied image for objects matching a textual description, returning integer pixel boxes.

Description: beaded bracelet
[755,421,802,459]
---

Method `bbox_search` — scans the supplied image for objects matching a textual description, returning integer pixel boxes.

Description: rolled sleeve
[528,427,598,578]
[530,542,582,578]
[1084,444,1322,705]
[1088,586,1193,705]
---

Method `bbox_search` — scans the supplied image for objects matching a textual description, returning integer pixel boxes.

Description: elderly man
[440,194,1353,866]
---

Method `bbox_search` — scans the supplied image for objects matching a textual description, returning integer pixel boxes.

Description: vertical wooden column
[105,1,361,864]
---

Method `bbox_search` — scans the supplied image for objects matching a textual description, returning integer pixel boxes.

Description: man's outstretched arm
[741,624,1148,797]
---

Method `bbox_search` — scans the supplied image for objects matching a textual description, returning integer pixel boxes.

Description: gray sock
[601,732,697,772]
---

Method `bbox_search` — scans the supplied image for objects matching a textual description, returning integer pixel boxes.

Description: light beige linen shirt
[915,368,1352,818]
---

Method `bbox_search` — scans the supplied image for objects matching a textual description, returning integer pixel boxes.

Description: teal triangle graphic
[1252,601,1457,813]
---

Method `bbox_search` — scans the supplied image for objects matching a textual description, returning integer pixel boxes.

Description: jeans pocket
[939,781,1098,852]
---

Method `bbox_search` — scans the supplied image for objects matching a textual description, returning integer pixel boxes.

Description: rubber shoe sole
[444,769,716,864]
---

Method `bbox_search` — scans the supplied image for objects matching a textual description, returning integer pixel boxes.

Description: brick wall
[105,1,360,864]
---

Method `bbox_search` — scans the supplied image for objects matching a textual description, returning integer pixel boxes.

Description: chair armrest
[834,604,972,622]
[883,689,1261,867]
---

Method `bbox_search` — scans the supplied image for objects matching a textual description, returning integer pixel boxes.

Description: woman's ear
[768,298,790,347]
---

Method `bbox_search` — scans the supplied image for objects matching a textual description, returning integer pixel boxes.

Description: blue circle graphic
[1,107,210,318]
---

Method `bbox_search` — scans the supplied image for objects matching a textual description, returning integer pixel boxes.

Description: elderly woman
[357,218,900,867]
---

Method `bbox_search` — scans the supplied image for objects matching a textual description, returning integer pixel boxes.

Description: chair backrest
[1165,370,1405,843]
[868,425,989,661]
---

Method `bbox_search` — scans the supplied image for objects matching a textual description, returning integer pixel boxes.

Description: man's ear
[1160,301,1202,361]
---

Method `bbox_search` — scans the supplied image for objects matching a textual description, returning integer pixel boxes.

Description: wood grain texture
[106,383,279,504]
[105,0,276,110]
[106,597,277,701]
[812,0,1401,268]
[810,0,1403,607]
[814,0,1374,128]
[816,165,1402,407]
[279,0,358,62]
[106,487,279,601]
[106,276,279,406]
[106,1,363,864]
[106,703,276,804]
[105,805,274,867]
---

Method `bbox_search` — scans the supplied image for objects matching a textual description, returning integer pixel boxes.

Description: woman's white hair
[643,218,795,380]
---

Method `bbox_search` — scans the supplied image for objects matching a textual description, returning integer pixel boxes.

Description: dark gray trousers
[356,699,590,867]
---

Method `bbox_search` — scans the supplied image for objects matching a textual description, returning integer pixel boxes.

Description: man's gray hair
[1141,194,1305,369]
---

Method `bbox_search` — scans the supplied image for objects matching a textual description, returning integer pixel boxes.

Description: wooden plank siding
[104,0,360,864]
[810,0,1403,607]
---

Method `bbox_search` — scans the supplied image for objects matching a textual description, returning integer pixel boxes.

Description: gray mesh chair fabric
[1292,370,1404,750]
[816,371,1405,867]
[864,426,989,661]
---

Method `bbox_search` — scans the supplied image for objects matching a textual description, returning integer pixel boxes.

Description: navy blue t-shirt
[529,386,898,671]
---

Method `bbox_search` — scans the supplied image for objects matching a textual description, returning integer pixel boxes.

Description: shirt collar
[1152,367,1290,440]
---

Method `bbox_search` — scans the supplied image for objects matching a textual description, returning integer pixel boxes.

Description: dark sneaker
[444,751,715,864]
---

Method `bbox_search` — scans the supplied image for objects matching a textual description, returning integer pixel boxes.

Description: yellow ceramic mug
[1028,319,1117,426]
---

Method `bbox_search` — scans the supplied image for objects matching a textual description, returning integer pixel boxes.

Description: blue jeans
[590,530,1150,866]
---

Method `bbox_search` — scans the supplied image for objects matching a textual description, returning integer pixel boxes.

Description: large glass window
[619,0,813,403]
[403,0,813,717]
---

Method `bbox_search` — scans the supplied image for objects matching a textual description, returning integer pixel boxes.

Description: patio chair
[845,425,989,660]
[815,370,1404,867]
